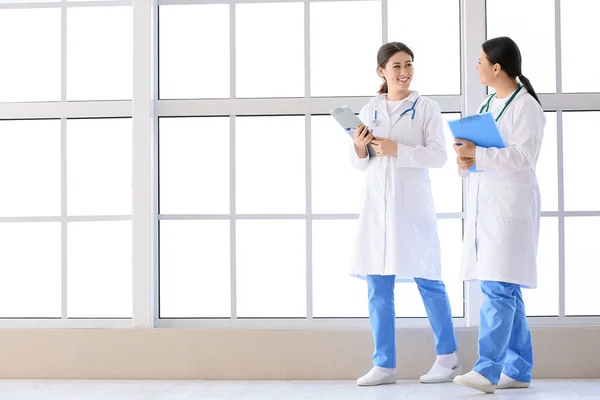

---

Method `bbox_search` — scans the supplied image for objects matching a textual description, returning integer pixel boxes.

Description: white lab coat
[459,89,545,288]
[349,91,447,281]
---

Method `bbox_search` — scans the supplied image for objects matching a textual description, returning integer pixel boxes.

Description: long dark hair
[377,42,414,94]
[482,36,541,105]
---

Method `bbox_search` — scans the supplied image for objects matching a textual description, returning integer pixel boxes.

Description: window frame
[0,0,599,328]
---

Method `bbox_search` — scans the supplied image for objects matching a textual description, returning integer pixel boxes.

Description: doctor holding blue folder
[449,37,546,394]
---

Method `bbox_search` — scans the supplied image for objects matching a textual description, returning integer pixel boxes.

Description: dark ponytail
[482,36,541,106]
[517,74,541,106]
[379,80,388,95]
[376,42,414,94]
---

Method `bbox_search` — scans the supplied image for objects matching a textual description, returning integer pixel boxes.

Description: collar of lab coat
[488,86,529,107]
[370,91,421,118]
[513,86,529,103]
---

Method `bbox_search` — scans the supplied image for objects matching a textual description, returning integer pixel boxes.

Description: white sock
[435,353,458,368]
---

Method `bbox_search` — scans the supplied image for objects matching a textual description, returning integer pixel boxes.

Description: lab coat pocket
[480,180,533,219]
[403,180,434,216]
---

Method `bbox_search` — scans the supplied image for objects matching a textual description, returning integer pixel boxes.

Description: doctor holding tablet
[349,42,460,387]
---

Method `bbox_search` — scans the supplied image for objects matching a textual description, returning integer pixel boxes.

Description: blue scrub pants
[367,275,458,368]
[474,281,533,384]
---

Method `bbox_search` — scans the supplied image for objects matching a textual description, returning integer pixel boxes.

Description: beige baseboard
[0,327,598,379]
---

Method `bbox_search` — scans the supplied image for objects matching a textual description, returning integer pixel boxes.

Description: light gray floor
[0,379,599,399]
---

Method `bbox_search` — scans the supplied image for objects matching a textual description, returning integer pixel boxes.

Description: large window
[0,0,132,325]
[156,0,464,322]
[0,117,132,320]
[488,0,600,321]
[1,0,598,328]
[563,112,600,316]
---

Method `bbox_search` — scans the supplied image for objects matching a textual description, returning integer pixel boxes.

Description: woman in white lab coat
[350,42,460,386]
[452,36,545,394]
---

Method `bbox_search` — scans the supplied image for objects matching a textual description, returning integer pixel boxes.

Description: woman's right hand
[353,124,374,149]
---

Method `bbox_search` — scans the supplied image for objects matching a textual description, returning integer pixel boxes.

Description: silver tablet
[328,105,376,158]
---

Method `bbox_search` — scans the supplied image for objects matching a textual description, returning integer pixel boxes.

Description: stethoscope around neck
[371,97,419,127]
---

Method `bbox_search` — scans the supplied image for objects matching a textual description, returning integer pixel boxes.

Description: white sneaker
[497,373,531,389]
[453,370,496,394]
[356,367,397,386]
[420,363,462,383]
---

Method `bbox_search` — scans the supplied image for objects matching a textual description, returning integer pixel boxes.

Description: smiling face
[378,50,414,92]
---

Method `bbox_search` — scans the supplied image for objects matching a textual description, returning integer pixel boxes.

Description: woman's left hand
[370,138,398,157]
[453,139,477,158]
[457,155,475,170]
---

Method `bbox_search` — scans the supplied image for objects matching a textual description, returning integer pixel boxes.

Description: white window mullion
[538,93,600,111]
[0,0,130,8]
[557,109,566,319]
[229,116,238,320]
[154,96,462,117]
[132,0,157,328]
[555,0,566,320]
[305,115,313,320]
[461,0,487,115]
[381,0,387,44]
[0,319,132,329]
[61,118,68,320]
[0,102,132,120]
[61,0,68,321]
[304,0,313,320]
[460,0,487,328]
[229,2,238,321]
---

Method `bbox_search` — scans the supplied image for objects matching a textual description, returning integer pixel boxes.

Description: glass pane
[439,218,464,317]
[312,219,366,318]
[159,5,230,99]
[159,117,229,214]
[67,7,132,101]
[160,220,230,318]
[395,218,463,318]
[236,3,304,98]
[0,222,61,317]
[68,221,132,318]
[236,220,306,317]
[310,1,381,97]
[431,114,462,214]
[537,113,558,212]
[561,0,600,92]
[394,281,425,317]
[565,217,600,316]
[486,0,556,93]
[563,112,600,211]
[523,217,558,316]
[388,0,460,95]
[311,116,363,214]
[0,120,60,217]
[236,116,305,214]
[0,9,60,102]
[67,119,132,216]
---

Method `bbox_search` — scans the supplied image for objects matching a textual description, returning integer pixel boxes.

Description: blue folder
[447,112,506,172]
